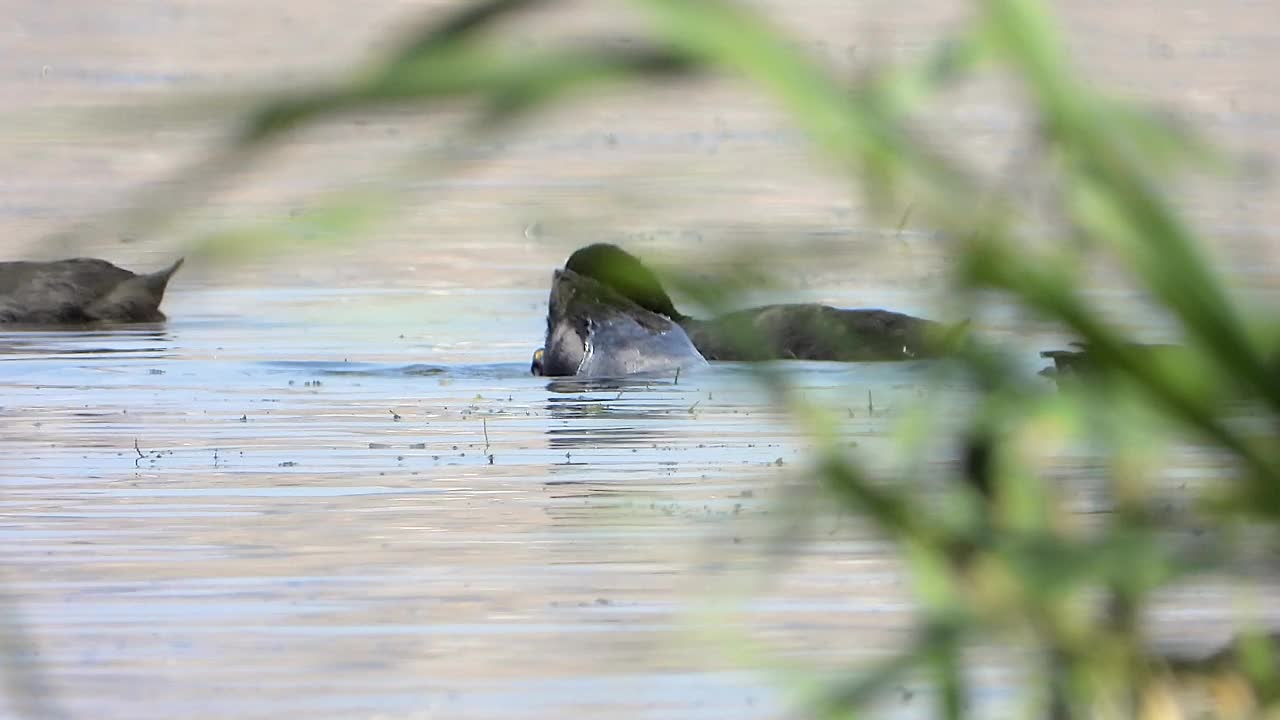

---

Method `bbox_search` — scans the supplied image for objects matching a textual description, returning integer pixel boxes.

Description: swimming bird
[531,266,707,378]
[0,257,184,325]
[1038,341,1183,382]
[562,243,963,362]
[1150,631,1280,719]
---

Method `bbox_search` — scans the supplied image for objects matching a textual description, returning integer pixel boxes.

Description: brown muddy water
[3,1,1280,719]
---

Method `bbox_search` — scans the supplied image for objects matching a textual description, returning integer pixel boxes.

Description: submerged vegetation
[32,0,1280,717]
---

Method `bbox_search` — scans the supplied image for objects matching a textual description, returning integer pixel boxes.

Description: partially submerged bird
[1148,631,1280,719]
[0,257,184,325]
[531,266,707,378]
[560,243,963,362]
[1039,341,1183,382]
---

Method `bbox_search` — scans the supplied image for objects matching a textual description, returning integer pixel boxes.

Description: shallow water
[4,0,1280,717]
[0,289,975,720]
[2,286,1274,720]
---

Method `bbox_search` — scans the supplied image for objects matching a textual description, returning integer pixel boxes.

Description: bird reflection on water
[0,326,174,361]
[541,375,698,452]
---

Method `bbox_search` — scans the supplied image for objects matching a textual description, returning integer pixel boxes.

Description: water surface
[1,288,978,720]
[4,0,1280,717]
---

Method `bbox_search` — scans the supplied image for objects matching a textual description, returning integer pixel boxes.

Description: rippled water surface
[4,0,1280,717]
[1,291,978,720]
[5,284,1274,720]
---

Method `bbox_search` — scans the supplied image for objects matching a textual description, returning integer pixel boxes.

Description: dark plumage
[0,257,184,325]
[1038,341,1182,381]
[533,267,706,378]
[682,304,952,361]
[563,243,684,321]
[564,243,962,362]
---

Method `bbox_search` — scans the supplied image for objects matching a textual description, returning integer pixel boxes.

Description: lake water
[0,289,985,720]
[3,0,1280,718]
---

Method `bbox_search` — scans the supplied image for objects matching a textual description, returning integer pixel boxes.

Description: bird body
[562,243,961,363]
[533,267,706,378]
[0,257,184,325]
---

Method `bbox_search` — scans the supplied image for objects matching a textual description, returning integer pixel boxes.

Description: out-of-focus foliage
[70,0,1280,717]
